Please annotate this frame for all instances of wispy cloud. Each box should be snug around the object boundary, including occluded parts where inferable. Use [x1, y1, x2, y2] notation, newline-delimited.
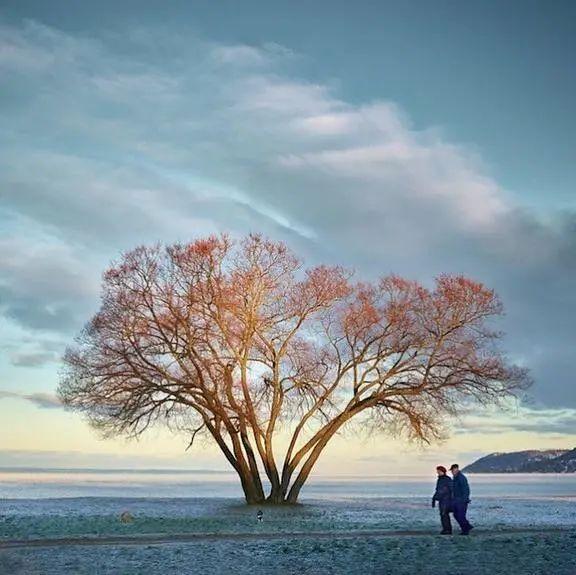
[0, 18, 575, 415]
[0, 233, 99, 332]
[9, 351, 57, 368]
[455, 406, 576, 437]
[0, 390, 63, 409]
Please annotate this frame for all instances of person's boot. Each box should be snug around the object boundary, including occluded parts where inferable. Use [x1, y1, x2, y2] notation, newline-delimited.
[440, 530, 452, 535]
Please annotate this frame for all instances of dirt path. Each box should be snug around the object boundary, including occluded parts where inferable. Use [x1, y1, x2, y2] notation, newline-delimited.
[1, 527, 573, 550]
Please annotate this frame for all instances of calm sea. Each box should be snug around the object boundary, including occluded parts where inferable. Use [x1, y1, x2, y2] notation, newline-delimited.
[0, 469, 575, 500]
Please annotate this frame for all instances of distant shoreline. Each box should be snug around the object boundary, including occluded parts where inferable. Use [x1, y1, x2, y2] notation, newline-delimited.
[0, 467, 234, 475]
[463, 448, 576, 474]
[464, 471, 576, 474]
[1, 467, 575, 478]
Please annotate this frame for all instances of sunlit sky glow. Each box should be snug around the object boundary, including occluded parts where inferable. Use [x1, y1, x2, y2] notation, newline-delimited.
[1, 1, 575, 474]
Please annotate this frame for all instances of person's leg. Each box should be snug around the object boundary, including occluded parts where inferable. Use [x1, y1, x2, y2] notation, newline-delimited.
[453, 501, 472, 533]
[461, 502, 472, 531]
[440, 507, 452, 533]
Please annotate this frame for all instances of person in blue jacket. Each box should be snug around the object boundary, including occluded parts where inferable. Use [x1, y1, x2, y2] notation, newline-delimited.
[450, 463, 474, 535]
[431, 465, 453, 534]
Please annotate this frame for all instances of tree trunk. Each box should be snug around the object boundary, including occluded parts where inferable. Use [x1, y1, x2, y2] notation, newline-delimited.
[265, 483, 286, 504]
[285, 408, 363, 504]
[237, 467, 266, 504]
[229, 436, 266, 504]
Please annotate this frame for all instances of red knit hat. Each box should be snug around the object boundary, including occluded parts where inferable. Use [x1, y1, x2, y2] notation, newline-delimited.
[436, 465, 447, 473]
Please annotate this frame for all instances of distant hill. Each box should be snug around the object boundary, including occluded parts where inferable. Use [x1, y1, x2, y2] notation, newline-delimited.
[463, 448, 576, 473]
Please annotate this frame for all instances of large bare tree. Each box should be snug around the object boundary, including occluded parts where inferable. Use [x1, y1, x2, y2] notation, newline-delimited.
[59, 234, 529, 504]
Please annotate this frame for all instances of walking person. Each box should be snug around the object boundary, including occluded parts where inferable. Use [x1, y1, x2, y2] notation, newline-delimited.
[450, 463, 473, 535]
[432, 465, 453, 534]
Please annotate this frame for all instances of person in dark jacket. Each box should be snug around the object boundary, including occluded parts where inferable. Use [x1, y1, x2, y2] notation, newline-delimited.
[432, 465, 453, 534]
[450, 464, 473, 535]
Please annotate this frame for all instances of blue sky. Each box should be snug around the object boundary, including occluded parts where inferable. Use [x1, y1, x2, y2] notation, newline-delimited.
[0, 1, 575, 472]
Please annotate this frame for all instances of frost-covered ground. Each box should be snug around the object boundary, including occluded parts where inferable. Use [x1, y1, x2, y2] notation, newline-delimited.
[1, 496, 576, 539]
[1, 496, 575, 574]
[3, 531, 576, 575]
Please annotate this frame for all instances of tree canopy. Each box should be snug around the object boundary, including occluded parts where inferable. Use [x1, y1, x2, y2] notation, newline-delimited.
[59, 234, 529, 503]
